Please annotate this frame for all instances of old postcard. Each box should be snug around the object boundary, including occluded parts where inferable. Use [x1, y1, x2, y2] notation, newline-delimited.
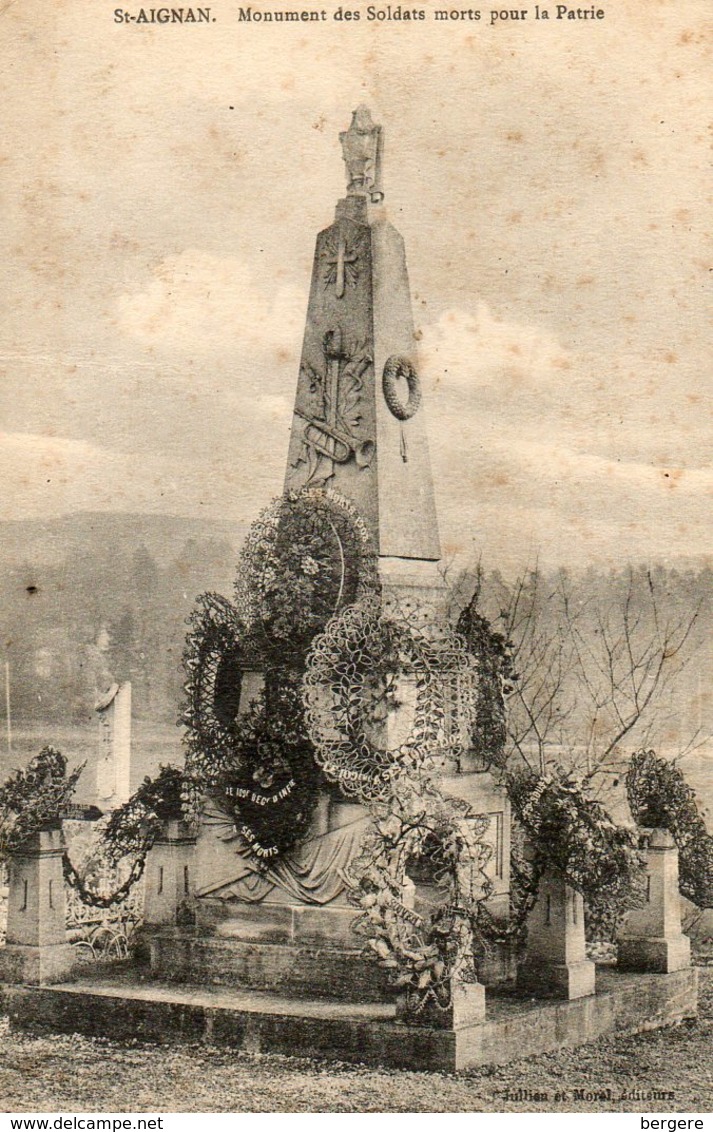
[0, 0, 710, 1116]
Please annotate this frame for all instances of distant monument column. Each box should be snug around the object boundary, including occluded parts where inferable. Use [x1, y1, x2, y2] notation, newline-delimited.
[284, 105, 443, 611]
[95, 682, 132, 809]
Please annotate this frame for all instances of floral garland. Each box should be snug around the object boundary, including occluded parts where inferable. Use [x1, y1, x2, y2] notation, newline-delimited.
[0, 747, 83, 861]
[343, 768, 493, 1015]
[103, 765, 186, 860]
[63, 765, 187, 909]
[626, 749, 713, 908]
[456, 594, 515, 770]
[506, 768, 646, 936]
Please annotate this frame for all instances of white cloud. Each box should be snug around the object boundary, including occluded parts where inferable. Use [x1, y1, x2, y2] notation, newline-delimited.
[418, 304, 712, 569]
[420, 304, 573, 395]
[115, 250, 305, 362]
[0, 431, 276, 523]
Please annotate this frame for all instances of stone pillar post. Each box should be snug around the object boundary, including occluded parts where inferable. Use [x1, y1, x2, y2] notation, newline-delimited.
[618, 828, 691, 973]
[143, 820, 196, 928]
[518, 867, 596, 999]
[0, 828, 75, 984]
[395, 973, 486, 1029]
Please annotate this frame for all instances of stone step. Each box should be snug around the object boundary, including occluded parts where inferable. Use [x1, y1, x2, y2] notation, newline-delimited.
[146, 928, 394, 1003]
[0, 967, 699, 1074]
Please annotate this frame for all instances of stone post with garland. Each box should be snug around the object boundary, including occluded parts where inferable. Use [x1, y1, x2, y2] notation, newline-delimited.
[0, 828, 75, 985]
[618, 828, 692, 974]
[142, 820, 197, 930]
[518, 864, 596, 1000]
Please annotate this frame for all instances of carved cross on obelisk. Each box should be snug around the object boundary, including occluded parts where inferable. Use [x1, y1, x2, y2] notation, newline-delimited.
[325, 234, 359, 299]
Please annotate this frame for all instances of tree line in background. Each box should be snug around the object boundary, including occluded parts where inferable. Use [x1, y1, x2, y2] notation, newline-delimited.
[1, 536, 711, 770]
[0, 537, 236, 726]
[447, 561, 712, 787]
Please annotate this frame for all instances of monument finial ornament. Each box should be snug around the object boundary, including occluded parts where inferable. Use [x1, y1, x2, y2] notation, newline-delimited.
[339, 105, 384, 203]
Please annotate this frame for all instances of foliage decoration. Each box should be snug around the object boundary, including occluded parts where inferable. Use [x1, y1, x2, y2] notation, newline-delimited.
[303, 599, 478, 802]
[457, 593, 515, 769]
[626, 748, 713, 908]
[103, 765, 186, 860]
[182, 592, 248, 772]
[63, 765, 187, 908]
[343, 768, 493, 1014]
[206, 679, 321, 863]
[233, 487, 378, 663]
[506, 768, 646, 935]
[0, 747, 83, 861]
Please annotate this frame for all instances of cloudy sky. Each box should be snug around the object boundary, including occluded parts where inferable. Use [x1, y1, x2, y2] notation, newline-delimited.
[0, 0, 709, 574]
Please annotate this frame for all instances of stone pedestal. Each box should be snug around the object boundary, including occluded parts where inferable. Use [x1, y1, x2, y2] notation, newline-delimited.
[0, 829, 75, 985]
[143, 820, 196, 928]
[618, 828, 691, 974]
[519, 868, 595, 999]
[396, 978, 486, 1030]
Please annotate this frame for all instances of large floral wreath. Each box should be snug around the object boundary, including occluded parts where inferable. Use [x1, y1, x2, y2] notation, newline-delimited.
[234, 487, 378, 663]
[343, 768, 493, 1014]
[303, 599, 478, 802]
[207, 680, 321, 862]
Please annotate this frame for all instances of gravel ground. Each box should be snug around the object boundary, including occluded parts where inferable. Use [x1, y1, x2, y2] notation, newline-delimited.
[0, 971, 711, 1114]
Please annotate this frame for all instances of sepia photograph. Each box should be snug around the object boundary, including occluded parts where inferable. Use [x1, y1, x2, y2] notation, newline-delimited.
[0, 0, 710, 1115]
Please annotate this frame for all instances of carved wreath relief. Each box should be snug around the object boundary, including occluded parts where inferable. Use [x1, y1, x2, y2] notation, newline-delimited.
[382, 355, 422, 421]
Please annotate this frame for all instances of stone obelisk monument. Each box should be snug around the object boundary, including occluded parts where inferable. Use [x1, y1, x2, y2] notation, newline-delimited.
[285, 105, 442, 606]
[153, 109, 511, 997]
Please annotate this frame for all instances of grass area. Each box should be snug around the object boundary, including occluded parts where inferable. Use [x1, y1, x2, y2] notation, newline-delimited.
[0, 971, 711, 1114]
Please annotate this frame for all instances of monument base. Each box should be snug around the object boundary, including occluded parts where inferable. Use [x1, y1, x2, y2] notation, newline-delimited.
[195, 898, 360, 948]
[0, 943, 76, 986]
[618, 934, 692, 974]
[146, 927, 393, 1004]
[1, 967, 697, 1074]
[518, 958, 596, 1000]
